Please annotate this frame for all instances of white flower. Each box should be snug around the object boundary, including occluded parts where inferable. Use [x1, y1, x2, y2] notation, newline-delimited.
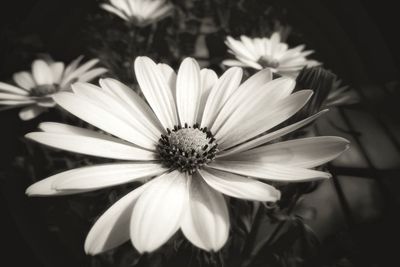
[26, 57, 349, 254]
[223, 32, 320, 78]
[101, 0, 173, 27]
[0, 56, 107, 120]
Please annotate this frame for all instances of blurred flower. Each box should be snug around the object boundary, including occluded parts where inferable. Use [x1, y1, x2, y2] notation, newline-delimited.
[223, 32, 319, 78]
[0, 56, 107, 120]
[295, 67, 359, 115]
[26, 57, 349, 254]
[101, 0, 173, 27]
[326, 79, 359, 107]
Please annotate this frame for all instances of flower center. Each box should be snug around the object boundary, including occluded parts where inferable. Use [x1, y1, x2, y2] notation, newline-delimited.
[257, 56, 280, 69]
[158, 124, 218, 174]
[30, 84, 58, 97]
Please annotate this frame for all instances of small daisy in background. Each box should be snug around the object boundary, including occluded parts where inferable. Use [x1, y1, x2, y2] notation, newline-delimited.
[101, 0, 174, 27]
[0, 56, 107, 120]
[25, 57, 349, 254]
[223, 32, 320, 78]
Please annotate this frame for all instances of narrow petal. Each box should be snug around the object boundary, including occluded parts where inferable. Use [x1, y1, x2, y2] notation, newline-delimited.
[77, 67, 107, 83]
[13, 71, 35, 90]
[101, 3, 129, 20]
[0, 82, 29, 95]
[52, 163, 167, 191]
[19, 106, 46, 120]
[61, 59, 100, 87]
[25, 131, 156, 161]
[222, 59, 248, 68]
[218, 110, 328, 157]
[181, 174, 229, 251]
[53, 92, 156, 150]
[212, 77, 295, 136]
[176, 58, 202, 125]
[208, 68, 272, 131]
[26, 175, 91, 196]
[227, 136, 350, 168]
[50, 62, 65, 84]
[209, 161, 331, 182]
[217, 90, 313, 149]
[201, 67, 243, 128]
[85, 184, 148, 255]
[71, 82, 158, 144]
[99, 78, 163, 136]
[197, 68, 218, 122]
[0, 100, 35, 106]
[130, 171, 187, 253]
[64, 56, 84, 77]
[199, 168, 281, 202]
[0, 92, 31, 100]
[157, 63, 177, 99]
[32, 60, 53, 85]
[134, 57, 178, 130]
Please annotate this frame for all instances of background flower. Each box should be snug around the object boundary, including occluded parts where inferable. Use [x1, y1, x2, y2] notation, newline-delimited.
[101, 0, 174, 27]
[0, 56, 107, 120]
[223, 32, 319, 78]
[26, 57, 348, 254]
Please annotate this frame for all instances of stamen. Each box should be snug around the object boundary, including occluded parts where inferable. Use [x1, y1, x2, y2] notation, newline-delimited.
[257, 56, 280, 69]
[30, 84, 58, 97]
[157, 125, 218, 174]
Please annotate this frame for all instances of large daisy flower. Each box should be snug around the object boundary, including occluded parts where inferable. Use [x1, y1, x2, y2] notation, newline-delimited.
[223, 32, 320, 78]
[0, 56, 107, 120]
[101, 0, 173, 27]
[26, 57, 349, 254]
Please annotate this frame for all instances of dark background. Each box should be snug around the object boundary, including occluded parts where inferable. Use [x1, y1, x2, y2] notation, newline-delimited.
[1, 0, 399, 266]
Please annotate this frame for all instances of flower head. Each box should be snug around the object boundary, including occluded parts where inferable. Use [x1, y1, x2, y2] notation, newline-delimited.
[101, 0, 173, 27]
[26, 57, 349, 254]
[0, 56, 107, 120]
[223, 32, 320, 78]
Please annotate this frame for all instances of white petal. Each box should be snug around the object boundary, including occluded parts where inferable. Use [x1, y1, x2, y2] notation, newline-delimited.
[134, 57, 178, 130]
[32, 60, 53, 85]
[101, 3, 129, 20]
[13, 71, 35, 90]
[0, 100, 35, 106]
[25, 131, 156, 161]
[130, 171, 187, 253]
[19, 106, 47, 120]
[0, 92, 31, 100]
[222, 59, 248, 68]
[64, 56, 84, 78]
[85, 184, 147, 255]
[99, 78, 163, 137]
[197, 68, 218, 122]
[0, 82, 29, 95]
[181, 174, 229, 251]
[218, 110, 328, 157]
[50, 62, 65, 84]
[225, 37, 259, 61]
[71, 82, 158, 144]
[209, 161, 331, 182]
[217, 90, 313, 149]
[61, 59, 100, 87]
[53, 92, 156, 150]
[176, 58, 201, 126]
[26, 175, 91, 196]
[199, 168, 281, 202]
[212, 77, 295, 137]
[228, 136, 349, 168]
[200, 67, 243, 128]
[51, 163, 166, 191]
[157, 63, 177, 99]
[208, 68, 272, 131]
[77, 68, 107, 83]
